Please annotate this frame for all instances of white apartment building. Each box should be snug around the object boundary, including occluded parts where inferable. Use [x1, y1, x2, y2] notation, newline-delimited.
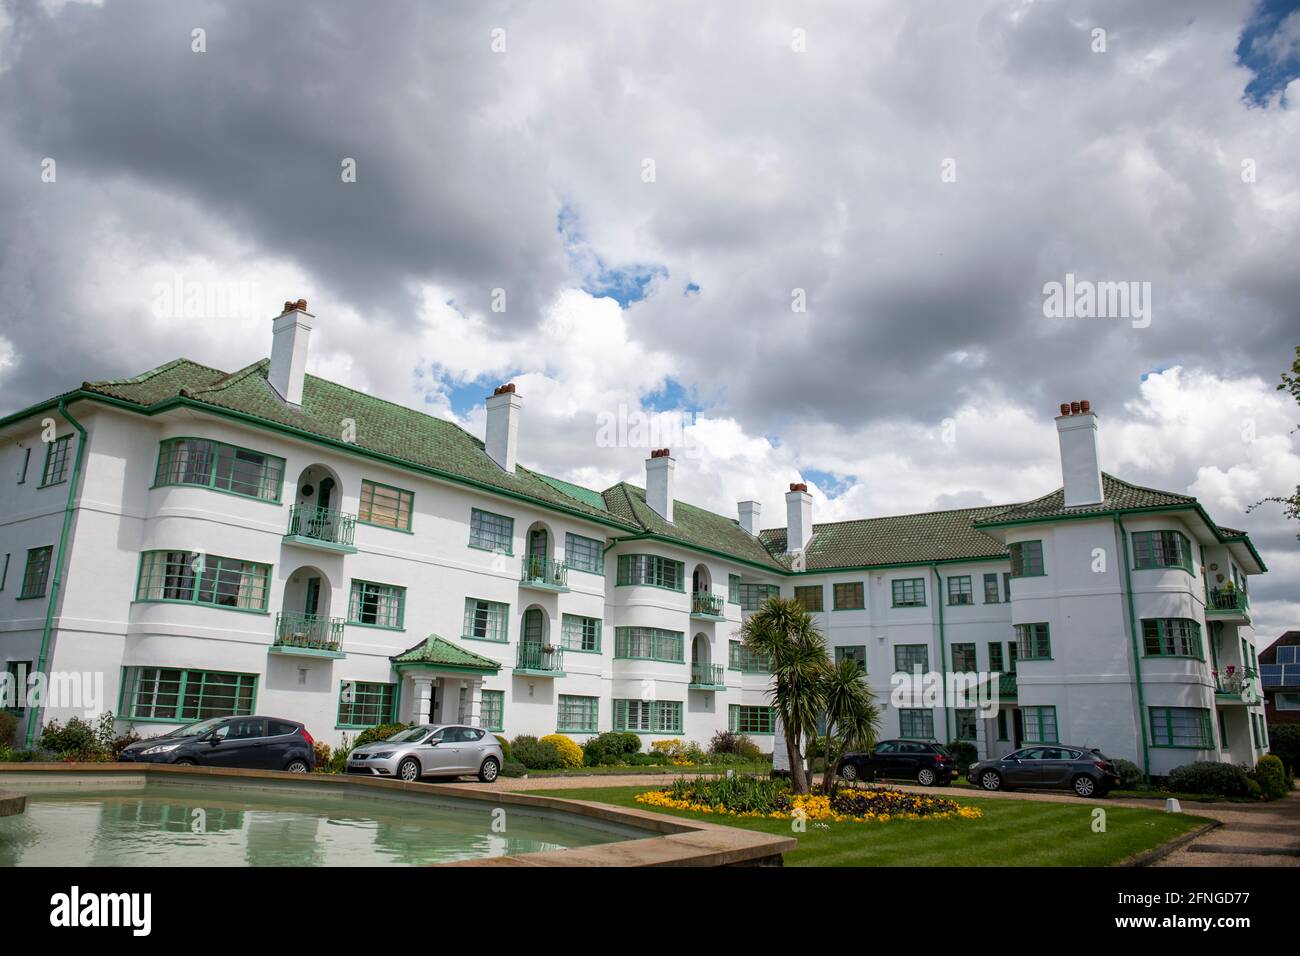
[0, 303, 1270, 778]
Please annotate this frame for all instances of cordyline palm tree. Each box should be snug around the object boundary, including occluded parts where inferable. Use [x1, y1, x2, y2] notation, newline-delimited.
[742, 596, 881, 795]
[741, 597, 827, 794]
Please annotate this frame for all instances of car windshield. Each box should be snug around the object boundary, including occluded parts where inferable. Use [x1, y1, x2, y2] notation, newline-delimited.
[386, 727, 431, 743]
[162, 717, 227, 739]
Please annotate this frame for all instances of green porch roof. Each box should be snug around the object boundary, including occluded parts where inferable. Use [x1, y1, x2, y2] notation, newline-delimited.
[392, 635, 501, 673]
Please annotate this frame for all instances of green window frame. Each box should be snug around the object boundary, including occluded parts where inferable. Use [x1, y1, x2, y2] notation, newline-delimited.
[1132, 530, 1192, 572]
[463, 597, 508, 642]
[983, 572, 1000, 603]
[613, 699, 682, 734]
[728, 574, 741, 604]
[1003, 571, 1012, 600]
[834, 645, 867, 671]
[558, 694, 598, 733]
[947, 576, 973, 606]
[737, 582, 780, 611]
[348, 579, 406, 630]
[729, 640, 770, 673]
[891, 578, 926, 607]
[121, 667, 257, 722]
[729, 704, 775, 735]
[564, 533, 605, 574]
[1022, 705, 1058, 743]
[614, 626, 684, 662]
[1015, 622, 1051, 660]
[153, 437, 284, 503]
[560, 614, 602, 653]
[18, 546, 53, 600]
[358, 479, 414, 531]
[17, 446, 30, 484]
[3, 661, 31, 714]
[1141, 618, 1202, 658]
[996, 710, 1009, 740]
[894, 643, 929, 673]
[337, 680, 398, 728]
[1149, 706, 1212, 749]
[1009, 540, 1045, 577]
[135, 550, 270, 612]
[0, 552, 8, 590]
[1251, 712, 1260, 749]
[988, 642, 1004, 672]
[1218, 709, 1229, 747]
[899, 708, 933, 739]
[616, 554, 685, 591]
[468, 508, 514, 554]
[951, 642, 977, 672]
[832, 581, 864, 610]
[480, 689, 504, 732]
[955, 708, 978, 741]
[793, 585, 824, 611]
[39, 435, 73, 487]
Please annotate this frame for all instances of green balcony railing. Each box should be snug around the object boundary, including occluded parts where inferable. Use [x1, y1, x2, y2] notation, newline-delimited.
[690, 662, 725, 687]
[286, 504, 357, 548]
[274, 612, 344, 653]
[521, 555, 568, 589]
[1208, 588, 1248, 613]
[516, 642, 565, 673]
[691, 592, 725, 617]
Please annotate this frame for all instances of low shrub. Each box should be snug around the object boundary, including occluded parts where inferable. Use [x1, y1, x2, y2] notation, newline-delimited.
[945, 740, 977, 771]
[313, 740, 332, 770]
[1267, 723, 1300, 776]
[1166, 761, 1251, 797]
[582, 731, 642, 766]
[111, 732, 142, 757]
[540, 734, 583, 768]
[500, 759, 528, 778]
[683, 740, 707, 764]
[39, 717, 98, 755]
[511, 735, 564, 770]
[351, 723, 411, 750]
[0, 711, 17, 748]
[651, 738, 685, 759]
[1111, 758, 1144, 790]
[1252, 754, 1289, 800]
[495, 735, 511, 761]
[661, 774, 793, 814]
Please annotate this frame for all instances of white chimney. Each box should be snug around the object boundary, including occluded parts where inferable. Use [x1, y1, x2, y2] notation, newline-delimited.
[785, 482, 813, 553]
[1055, 400, 1104, 507]
[485, 383, 523, 474]
[269, 299, 312, 405]
[738, 500, 761, 536]
[645, 448, 675, 522]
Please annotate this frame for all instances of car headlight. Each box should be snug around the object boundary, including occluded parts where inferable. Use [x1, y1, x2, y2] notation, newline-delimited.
[142, 743, 182, 755]
[371, 751, 395, 759]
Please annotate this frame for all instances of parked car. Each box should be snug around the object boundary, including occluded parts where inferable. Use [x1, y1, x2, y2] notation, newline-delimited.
[836, 739, 956, 786]
[347, 723, 503, 783]
[968, 746, 1121, 797]
[118, 716, 316, 773]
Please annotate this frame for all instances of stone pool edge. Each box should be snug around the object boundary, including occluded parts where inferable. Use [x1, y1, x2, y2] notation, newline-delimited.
[0, 764, 794, 867]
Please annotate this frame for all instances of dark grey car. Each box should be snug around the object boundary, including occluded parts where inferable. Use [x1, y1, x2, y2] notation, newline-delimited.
[968, 745, 1121, 797]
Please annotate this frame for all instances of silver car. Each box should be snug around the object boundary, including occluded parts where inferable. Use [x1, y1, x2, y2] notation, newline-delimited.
[346, 724, 503, 783]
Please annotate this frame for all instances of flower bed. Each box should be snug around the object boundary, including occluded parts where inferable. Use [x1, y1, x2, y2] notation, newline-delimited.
[635, 776, 982, 823]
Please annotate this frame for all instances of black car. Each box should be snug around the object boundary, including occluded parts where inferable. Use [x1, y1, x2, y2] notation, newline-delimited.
[836, 739, 956, 786]
[968, 745, 1121, 797]
[118, 716, 316, 773]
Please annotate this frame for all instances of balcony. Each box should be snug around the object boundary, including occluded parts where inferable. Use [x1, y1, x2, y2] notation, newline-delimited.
[1206, 587, 1250, 624]
[689, 661, 726, 690]
[998, 671, 1017, 701]
[283, 505, 358, 554]
[515, 642, 566, 677]
[520, 556, 569, 593]
[1215, 667, 1262, 705]
[689, 592, 726, 621]
[270, 612, 345, 659]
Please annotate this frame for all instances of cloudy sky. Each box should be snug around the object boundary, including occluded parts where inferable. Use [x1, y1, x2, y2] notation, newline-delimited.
[1, 0, 1297, 638]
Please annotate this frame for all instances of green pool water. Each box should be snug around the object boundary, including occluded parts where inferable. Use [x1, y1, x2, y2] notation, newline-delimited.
[0, 783, 637, 866]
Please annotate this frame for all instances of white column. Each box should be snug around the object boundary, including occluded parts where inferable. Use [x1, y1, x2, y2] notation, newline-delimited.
[411, 676, 434, 724]
[466, 678, 483, 726]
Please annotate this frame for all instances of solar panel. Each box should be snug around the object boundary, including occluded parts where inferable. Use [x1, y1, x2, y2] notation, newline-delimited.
[1277, 646, 1297, 665]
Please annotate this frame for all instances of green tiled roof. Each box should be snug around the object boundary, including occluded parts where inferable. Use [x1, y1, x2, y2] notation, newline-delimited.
[760, 504, 1016, 571]
[602, 482, 787, 571]
[392, 635, 500, 672]
[974, 473, 1195, 526]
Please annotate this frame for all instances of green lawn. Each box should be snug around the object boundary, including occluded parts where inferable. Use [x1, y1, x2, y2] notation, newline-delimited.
[529, 785, 1208, 866]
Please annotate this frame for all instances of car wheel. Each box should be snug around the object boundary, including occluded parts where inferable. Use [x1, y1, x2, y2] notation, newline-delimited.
[1072, 774, 1097, 798]
[979, 770, 1003, 792]
[478, 757, 500, 783]
[840, 763, 858, 782]
[174, 758, 197, 766]
[285, 759, 310, 774]
[917, 767, 937, 786]
[398, 757, 421, 783]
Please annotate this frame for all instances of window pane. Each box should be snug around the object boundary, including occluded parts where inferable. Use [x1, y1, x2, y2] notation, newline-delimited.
[338, 681, 396, 727]
[832, 582, 864, 610]
[564, 534, 604, 574]
[469, 509, 513, 553]
[360, 480, 413, 530]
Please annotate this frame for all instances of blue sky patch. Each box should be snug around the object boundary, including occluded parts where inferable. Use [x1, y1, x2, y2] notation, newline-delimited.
[556, 203, 668, 308]
[1236, 0, 1300, 106]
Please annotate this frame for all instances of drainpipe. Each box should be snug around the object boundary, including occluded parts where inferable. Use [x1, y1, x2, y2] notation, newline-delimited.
[1114, 513, 1151, 781]
[931, 565, 950, 743]
[24, 399, 87, 750]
